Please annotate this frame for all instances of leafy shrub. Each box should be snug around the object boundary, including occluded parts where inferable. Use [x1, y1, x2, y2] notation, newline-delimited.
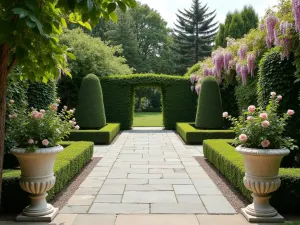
[76, 74, 106, 129]
[176, 123, 235, 144]
[100, 74, 197, 129]
[203, 139, 300, 213]
[2, 142, 94, 212]
[57, 29, 133, 108]
[67, 123, 120, 144]
[27, 80, 57, 110]
[195, 76, 224, 129]
[235, 77, 258, 113]
[258, 49, 300, 166]
[185, 62, 202, 77]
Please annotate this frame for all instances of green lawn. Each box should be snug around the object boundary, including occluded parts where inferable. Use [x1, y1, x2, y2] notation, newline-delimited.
[133, 112, 163, 127]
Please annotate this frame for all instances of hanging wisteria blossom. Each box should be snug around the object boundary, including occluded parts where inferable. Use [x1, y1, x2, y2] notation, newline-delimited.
[265, 13, 278, 44]
[223, 51, 232, 74]
[236, 63, 241, 75]
[292, 0, 300, 32]
[212, 50, 224, 81]
[266, 36, 272, 49]
[281, 38, 291, 60]
[238, 45, 248, 60]
[259, 23, 265, 31]
[203, 66, 210, 77]
[247, 53, 256, 77]
[280, 21, 292, 35]
[190, 74, 196, 84]
[240, 65, 248, 85]
[274, 29, 280, 46]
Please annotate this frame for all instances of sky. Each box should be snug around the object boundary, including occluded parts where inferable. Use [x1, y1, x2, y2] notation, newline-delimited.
[138, 0, 278, 28]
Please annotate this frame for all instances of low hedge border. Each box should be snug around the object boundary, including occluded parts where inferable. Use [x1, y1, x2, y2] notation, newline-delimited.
[176, 123, 235, 144]
[2, 141, 94, 212]
[67, 123, 120, 144]
[203, 139, 300, 213]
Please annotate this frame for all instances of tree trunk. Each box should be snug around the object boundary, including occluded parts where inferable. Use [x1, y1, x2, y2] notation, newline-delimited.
[0, 44, 10, 208]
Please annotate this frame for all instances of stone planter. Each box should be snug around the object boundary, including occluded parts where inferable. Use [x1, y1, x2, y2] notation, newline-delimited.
[11, 145, 63, 222]
[236, 145, 290, 223]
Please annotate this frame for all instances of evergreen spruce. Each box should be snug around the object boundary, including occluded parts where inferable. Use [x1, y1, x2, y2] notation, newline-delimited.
[173, 0, 218, 69]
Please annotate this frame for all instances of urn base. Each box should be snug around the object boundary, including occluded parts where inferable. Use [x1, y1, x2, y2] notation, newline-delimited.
[16, 207, 59, 222]
[241, 208, 284, 223]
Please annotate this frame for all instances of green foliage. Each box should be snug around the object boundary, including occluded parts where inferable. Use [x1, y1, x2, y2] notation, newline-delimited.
[215, 6, 258, 48]
[100, 74, 197, 130]
[1, 141, 94, 212]
[6, 101, 75, 151]
[67, 123, 120, 144]
[195, 76, 224, 129]
[176, 123, 235, 144]
[75, 74, 106, 129]
[258, 49, 300, 166]
[57, 29, 133, 108]
[235, 77, 258, 113]
[173, 0, 218, 70]
[203, 139, 300, 213]
[27, 81, 57, 110]
[185, 63, 202, 77]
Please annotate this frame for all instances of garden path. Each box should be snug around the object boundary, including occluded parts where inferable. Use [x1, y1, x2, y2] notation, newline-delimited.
[2, 128, 257, 224]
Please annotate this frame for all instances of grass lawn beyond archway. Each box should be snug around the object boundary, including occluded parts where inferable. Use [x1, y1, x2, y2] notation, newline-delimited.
[133, 112, 163, 127]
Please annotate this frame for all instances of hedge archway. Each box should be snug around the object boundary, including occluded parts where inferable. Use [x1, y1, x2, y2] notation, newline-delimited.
[100, 74, 197, 130]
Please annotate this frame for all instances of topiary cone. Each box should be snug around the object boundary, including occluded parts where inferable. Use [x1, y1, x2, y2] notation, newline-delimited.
[195, 76, 224, 129]
[76, 74, 106, 129]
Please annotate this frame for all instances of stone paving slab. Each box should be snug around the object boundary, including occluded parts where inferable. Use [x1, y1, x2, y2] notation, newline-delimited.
[57, 128, 235, 215]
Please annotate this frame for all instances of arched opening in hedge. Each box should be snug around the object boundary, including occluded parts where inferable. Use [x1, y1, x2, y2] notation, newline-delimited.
[100, 74, 197, 130]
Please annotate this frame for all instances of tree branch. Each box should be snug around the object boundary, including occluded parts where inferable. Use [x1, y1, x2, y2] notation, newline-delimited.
[7, 54, 17, 73]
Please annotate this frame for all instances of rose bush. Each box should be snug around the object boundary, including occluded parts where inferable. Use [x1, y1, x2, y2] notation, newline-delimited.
[6, 99, 79, 152]
[223, 92, 297, 149]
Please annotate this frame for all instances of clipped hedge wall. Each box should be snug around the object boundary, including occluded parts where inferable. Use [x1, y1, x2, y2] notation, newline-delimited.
[203, 139, 300, 213]
[2, 142, 94, 212]
[67, 123, 120, 144]
[176, 123, 235, 144]
[100, 74, 197, 129]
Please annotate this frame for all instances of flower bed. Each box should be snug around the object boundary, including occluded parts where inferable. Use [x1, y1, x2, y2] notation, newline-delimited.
[176, 122, 235, 144]
[1, 141, 94, 212]
[67, 123, 120, 144]
[203, 139, 300, 213]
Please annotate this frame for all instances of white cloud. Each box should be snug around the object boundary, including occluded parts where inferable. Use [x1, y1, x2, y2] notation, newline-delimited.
[138, 0, 279, 28]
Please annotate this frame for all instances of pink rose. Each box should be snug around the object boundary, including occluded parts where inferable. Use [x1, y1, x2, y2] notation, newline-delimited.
[248, 105, 256, 113]
[9, 100, 14, 104]
[42, 139, 49, 146]
[31, 111, 39, 119]
[270, 92, 276, 98]
[75, 125, 80, 130]
[51, 104, 57, 111]
[259, 113, 268, 120]
[287, 110, 295, 116]
[37, 112, 43, 119]
[40, 109, 45, 114]
[247, 116, 254, 121]
[261, 139, 270, 148]
[222, 112, 228, 118]
[28, 139, 34, 145]
[239, 134, 248, 142]
[277, 95, 282, 101]
[69, 109, 74, 113]
[261, 120, 270, 128]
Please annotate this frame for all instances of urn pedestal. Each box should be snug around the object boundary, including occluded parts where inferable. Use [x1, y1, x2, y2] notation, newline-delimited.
[236, 146, 289, 223]
[11, 146, 63, 222]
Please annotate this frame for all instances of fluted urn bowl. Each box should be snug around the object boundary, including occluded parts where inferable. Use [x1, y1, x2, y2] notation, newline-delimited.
[236, 145, 289, 218]
[11, 145, 63, 217]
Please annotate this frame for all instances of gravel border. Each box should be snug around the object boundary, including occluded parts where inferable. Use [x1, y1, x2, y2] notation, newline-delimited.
[0, 157, 101, 221]
[194, 156, 248, 212]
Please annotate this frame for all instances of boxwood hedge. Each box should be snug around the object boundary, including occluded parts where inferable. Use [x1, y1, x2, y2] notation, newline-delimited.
[100, 74, 197, 130]
[1, 142, 94, 212]
[203, 139, 300, 213]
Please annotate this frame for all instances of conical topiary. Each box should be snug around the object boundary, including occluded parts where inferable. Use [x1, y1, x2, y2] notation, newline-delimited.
[76, 74, 106, 129]
[195, 76, 224, 129]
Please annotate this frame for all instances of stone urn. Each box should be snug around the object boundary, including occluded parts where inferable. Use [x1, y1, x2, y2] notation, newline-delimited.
[11, 145, 63, 222]
[236, 146, 290, 223]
